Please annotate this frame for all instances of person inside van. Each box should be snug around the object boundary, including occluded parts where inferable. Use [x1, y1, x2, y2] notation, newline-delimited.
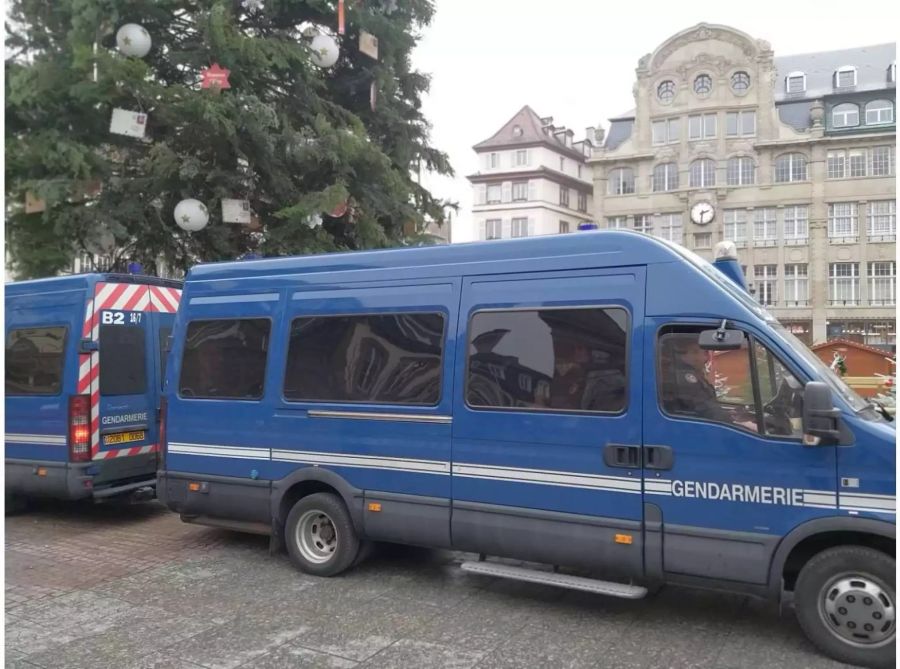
[661, 336, 757, 431]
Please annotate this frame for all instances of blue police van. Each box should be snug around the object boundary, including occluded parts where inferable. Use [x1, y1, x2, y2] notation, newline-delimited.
[158, 231, 895, 667]
[5, 273, 182, 506]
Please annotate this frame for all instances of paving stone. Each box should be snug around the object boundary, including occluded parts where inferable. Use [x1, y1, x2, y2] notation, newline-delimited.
[360, 639, 486, 668]
[240, 644, 359, 669]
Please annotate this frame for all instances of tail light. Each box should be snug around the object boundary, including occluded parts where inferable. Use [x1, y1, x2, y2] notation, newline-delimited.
[68, 395, 91, 462]
[158, 396, 168, 470]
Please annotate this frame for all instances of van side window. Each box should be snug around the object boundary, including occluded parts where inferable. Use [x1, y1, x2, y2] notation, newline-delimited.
[179, 319, 270, 400]
[100, 325, 148, 396]
[753, 340, 805, 438]
[284, 313, 445, 405]
[466, 307, 628, 413]
[5, 327, 67, 395]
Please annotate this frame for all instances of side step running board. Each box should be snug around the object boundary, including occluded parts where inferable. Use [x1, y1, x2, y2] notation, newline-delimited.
[460, 561, 647, 599]
[181, 514, 272, 536]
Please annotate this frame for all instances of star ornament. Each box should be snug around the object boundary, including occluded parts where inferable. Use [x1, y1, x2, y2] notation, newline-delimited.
[201, 63, 232, 90]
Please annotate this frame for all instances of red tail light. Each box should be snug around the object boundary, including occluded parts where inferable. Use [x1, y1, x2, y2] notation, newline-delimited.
[68, 395, 91, 462]
[158, 396, 168, 469]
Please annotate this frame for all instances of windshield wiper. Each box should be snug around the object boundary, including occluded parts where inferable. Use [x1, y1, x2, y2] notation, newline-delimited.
[868, 399, 894, 422]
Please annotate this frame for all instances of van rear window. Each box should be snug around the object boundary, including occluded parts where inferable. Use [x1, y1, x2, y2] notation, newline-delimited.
[284, 313, 445, 405]
[179, 319, 270, 400]
[99, 325, 147, 396]
[466, 307, 628, 413]
[5, 327, 67, 395]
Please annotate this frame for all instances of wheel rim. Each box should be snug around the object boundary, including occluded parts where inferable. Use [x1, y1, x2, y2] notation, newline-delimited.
[818, 572, 895, 648]
[295, 509, 338, 564]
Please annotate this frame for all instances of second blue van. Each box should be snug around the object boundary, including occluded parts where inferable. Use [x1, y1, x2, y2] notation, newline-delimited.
[159, 232, 895, 668]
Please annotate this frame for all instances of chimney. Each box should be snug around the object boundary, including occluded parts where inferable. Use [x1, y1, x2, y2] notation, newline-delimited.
[594, 127, 606, 145]
[585, 127, 596, 145]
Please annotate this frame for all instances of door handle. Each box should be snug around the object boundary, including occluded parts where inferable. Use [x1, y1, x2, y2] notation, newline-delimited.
[644, 445, 674, 470]
[604, 443, 640, 469]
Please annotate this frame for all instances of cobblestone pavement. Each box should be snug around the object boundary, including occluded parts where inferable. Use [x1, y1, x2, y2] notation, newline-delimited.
[5, 500, 850, 669]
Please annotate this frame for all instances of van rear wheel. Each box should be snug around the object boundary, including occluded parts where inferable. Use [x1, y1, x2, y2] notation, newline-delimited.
[794, 546, 895, 669]
[285, 493, 359, 577]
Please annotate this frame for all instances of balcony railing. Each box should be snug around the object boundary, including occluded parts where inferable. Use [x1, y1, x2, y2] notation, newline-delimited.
[828, 299, 861, 306]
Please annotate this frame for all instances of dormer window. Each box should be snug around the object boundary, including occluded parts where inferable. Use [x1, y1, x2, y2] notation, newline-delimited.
[834, 66, 857, 88]
[832, 103, 860, 128]
[785, 71, 806, 94]
[890, 62, 897, 84]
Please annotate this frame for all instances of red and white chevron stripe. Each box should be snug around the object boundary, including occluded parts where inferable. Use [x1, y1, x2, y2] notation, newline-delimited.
[77, 282, 182, 460]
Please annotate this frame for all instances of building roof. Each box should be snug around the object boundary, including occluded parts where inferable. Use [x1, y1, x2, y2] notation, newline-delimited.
[5, 272, 181, 293]
[812, 338, 897, 359]
[605, 120, 634, 150]
[473, 105, 587, 160]
[774, 43, 896, 102]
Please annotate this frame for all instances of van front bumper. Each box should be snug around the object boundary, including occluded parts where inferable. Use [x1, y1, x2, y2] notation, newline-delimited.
[5, 459, 94, 501]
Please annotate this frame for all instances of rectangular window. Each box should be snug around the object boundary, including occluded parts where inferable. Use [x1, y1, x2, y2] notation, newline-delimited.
[179, 319, 270, 399]
[836, 69, 856, 88]
[577, 165, 583, 179]
[559, 220, 570, 234]
[485, 219, 502, 240]
[652, 120, 666, 145]
[724, 209, 747, 242]
[726, 157, 755, 185]
[868, 262, 896, 306]
[512, 181, 528, 202]
[849, 149, 867, 178]
[634, 214, 652, 234]
[559, 185, 570, 207]
[688, 113, 717, 140]
[284, 313, 445, 405]
[828, 202, 858, 239]
[784, 264, 809, 305]
[607, 216, 627, 230]
[868, 200, 896, 239]
[667, 118, 680, 143]
[515, 150, 528, 166]
[870, 146, 895, 176]
[829, 263, 860, 305]
[5, 326, 67, 395]
[827, 150, 846, 179]
[559, 157, 565, 172]
[787, 75, 805, 93]
[753, 208, 777, 245]
[783, 205, 809, 243]
[466, 307, 628, 413]
[99, 324, 147, 396]
[486, 184, 501, 204]
[489, 153, 499, 168]
[655, 213, 683, 244]
[159, 326, 172, 390]
[652, 118, 680, 145]
[694, 232, 712, 248]
[754, 265, 778, 306]
[577, 192, 588, 212]
[726, 110, 756, 137]
[511, 217, 529, 238]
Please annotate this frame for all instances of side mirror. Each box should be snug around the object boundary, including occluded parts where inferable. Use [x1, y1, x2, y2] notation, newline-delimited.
[78, 338, 98, 353]
[698, 328, 744, 351]
[802, 381, 841, 446]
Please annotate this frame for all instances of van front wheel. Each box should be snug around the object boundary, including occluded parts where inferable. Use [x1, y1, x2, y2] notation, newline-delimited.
[285, 493, 360, 577]
[794, 546, 895, 669]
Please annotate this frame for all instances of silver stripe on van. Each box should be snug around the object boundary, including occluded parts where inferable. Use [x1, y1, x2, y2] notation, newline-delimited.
[189, 293, 280, 305]
[452, 463, 642, 493]
[5, 433, 67, 446]
[271, 449, 450, 474]
[307, 410, 452, 424]
[168, 442, 270, 460]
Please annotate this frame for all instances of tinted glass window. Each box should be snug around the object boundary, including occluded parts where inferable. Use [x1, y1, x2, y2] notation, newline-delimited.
[466, 308, 628, 413]
[180, 319, 270, 399]
[284, 313, 445, 405]
[159, 326, 172, 390]
[5, 327, 67, 395]
[753, 341, 804, 438]
[99, 325, 147, 396]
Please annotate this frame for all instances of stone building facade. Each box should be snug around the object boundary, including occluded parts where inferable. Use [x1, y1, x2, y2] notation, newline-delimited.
[590, 24, 896, 348]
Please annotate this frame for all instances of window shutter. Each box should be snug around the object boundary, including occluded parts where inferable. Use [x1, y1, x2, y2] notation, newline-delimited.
[502, 219, 511, 239]
[476, 184, 486, 205]
[502, 182, 512, 203]
[478, 220, 486, 240]
[528, 180, 537, 201]
[527, 218, 536, 236]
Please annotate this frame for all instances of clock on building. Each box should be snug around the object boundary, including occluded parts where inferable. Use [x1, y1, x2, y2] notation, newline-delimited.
[690, 201, 716, 225]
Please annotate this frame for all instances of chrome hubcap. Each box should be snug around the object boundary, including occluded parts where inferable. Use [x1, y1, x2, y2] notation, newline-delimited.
[819, 573, 895, 647]
[295, 510, 338, 564]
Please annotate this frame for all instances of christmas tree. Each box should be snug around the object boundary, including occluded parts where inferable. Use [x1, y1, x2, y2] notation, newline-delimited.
[5, 0, 454, 278]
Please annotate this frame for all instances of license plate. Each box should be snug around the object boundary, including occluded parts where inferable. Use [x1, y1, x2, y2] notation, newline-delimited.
[103, 430, 146, 446]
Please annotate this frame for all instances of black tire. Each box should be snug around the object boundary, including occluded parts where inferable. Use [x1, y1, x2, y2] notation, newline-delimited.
[794, 545, 895, 669]
[5, 493, 29, 516]
[284, 492, 360, 577]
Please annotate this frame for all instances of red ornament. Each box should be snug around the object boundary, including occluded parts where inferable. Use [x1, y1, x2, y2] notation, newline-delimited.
[201, 63, 231, 90]
[338, 0, 345, 35]
[330, 200, 349, 218]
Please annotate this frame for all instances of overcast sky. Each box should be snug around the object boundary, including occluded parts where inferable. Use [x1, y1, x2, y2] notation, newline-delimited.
[412, 0, 899, 242]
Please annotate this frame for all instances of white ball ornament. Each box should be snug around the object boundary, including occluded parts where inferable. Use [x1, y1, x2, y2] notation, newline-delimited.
[304, 213, 323, 228]
[174, 199, 209, 232]
[116, 23, 152, 58]
[310, 32, 339, 68]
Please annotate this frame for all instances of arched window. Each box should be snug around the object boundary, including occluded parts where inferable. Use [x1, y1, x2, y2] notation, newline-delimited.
[657, 80, 676, 104]
[731, 71, 750, 92]
[652, 163, 678, 192]
[608, 167, 635, 195]
[865, 100, 894, 125]
[785, 71, 806, 94]
[694, 74, 712, 96]
[774, 153, 808, 183]
[834, 66, 857, 88]
[689, 159, 716, 188]
[726, 157, 756, 186]
[832, 103, 859, 128]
